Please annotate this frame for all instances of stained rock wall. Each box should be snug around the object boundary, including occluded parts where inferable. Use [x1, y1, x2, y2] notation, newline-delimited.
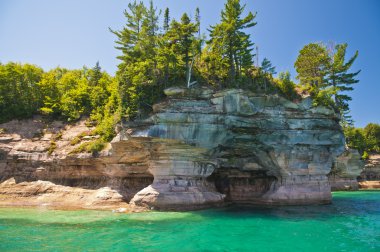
[0, 88, 345, 210]
[127, 88, 345, 208]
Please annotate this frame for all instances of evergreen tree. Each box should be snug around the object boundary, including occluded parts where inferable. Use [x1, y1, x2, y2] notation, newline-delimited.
[111, 1, 147, 118]
[195, 7, 202, 55]
[207, 0, 256, 87]
[294, 43, 330, 94]
[261, 58, 276, 75]
[164, 14, 198, 85]
[88, 61, 102, 87]
[180, 13, 198, 84]
[328, 43, 360, 120]
[295, 42, 360, 119]
[110, 1, 146, 69]
[195, 7, 201, 38]
[163, 8, 170, 32]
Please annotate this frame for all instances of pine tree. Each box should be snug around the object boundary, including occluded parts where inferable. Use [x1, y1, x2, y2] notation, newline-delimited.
[195, 7, 200, 38]
[295, 42, 360, 120]
[195, 7, 202, 55]
[294, 42, 334, 108]
[110, 0, 146, 69]
[110, 1, 148, 118]
[207, 0, 256, 87]
[328, 43, 360, 119]
[164, 14, 198, 85]
[261, 58, 276, 75]
[89, 61, 102, 87]
[294, 43, 330, 93]
[163, 8, 170, 32]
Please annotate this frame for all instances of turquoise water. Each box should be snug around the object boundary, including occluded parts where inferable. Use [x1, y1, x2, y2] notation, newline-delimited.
[0, 191, 379, 252]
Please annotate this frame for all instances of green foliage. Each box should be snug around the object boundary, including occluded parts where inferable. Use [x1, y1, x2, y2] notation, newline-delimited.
[261, 58, 276, 75]
[52, 131, 63, 141]
[163, 8, 170, 31]
[112, 0, 200, 119]
[344, 123, 380, 155]
[275, 71, 298, 100]
[71, 139, 106, 155]
[294, 42, 360, 122]
[48, 141, 57, 155]
[205, 0, 257, 88]
[0, 62, 43, 122]
[0, 61, 119, 149]
[362, 151, 369, 160]
[1, 2, 364, 153]
[294, 43, 330, 97]
[363, 123, 380, 153]
[344, 126, 366, 153]
[70, 137, 81, 146]
[327, 43, 360, 123]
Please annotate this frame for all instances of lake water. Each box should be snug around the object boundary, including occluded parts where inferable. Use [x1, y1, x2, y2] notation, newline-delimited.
[0, 191, 379, 251]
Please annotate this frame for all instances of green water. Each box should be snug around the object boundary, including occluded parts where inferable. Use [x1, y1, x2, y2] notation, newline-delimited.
[0, 192, 379, 252]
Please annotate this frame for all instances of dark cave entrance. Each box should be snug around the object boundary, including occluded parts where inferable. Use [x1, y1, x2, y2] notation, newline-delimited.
[208, 168, 277, 203]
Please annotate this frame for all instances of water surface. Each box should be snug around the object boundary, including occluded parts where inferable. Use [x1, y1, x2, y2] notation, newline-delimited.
[0, 191, 379, 251]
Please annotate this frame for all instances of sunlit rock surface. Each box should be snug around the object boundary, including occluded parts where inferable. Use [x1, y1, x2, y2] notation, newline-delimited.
[0, 88, 346, 210]
[359, 154, 380, 189]
[127, 88, 345, 208]
[328, 149, 364, 190]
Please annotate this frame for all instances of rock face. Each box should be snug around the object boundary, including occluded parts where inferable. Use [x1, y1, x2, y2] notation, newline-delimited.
[359, 154, 380, 189]
[0, 119, 154, 210]
[0, 88, 345, 210]
[328, 149, 364, 190]
[0, 178, 139, 211]
[128, 88, 345, 208]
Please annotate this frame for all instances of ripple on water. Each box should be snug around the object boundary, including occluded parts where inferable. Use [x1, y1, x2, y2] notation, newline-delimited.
[0, 191, 379, 252]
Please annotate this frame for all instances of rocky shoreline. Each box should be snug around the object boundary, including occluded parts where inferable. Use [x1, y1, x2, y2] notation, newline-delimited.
[0, 178, 143, 212]
[0, 87, 367, 211]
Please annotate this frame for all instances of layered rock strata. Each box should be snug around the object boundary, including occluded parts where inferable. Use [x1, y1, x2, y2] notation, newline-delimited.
[328, 149, 363, 190]
[0, 178, 140, 211]
[127, 88, 345, 208]
[359, 154, 380, 189]
[0, 88, 345, 210]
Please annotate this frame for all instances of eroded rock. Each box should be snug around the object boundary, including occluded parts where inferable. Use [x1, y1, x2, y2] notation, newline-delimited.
[0, 88, 346, 210]
[359, 154, 380, 189]
[328, 149, 364, 190]
[127, 88, 344, 208]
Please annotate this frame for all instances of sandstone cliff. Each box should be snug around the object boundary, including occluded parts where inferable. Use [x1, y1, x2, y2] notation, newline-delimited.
[0, 87, 346, 210]
[328, 149, 364, 191]
[359, 154, 380, 189]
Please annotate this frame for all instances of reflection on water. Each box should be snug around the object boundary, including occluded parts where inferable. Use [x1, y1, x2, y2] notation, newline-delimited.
[0, 191, 379, 252]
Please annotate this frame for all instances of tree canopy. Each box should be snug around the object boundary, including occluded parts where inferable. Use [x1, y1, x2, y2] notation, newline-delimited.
[294, 42, 360, 124]
[344, 123, 380, 157]
[0, 0, 365, 152]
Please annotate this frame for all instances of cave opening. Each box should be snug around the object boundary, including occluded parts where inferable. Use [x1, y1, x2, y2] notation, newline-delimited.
[207, 168, 277, 203]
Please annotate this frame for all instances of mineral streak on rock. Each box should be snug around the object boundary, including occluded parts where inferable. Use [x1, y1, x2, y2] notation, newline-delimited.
[128, 87, 345, 208]
[0, 87, 346, 210]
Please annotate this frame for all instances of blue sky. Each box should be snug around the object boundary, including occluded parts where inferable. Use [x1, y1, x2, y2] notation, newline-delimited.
[0, 0, 379, 127]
